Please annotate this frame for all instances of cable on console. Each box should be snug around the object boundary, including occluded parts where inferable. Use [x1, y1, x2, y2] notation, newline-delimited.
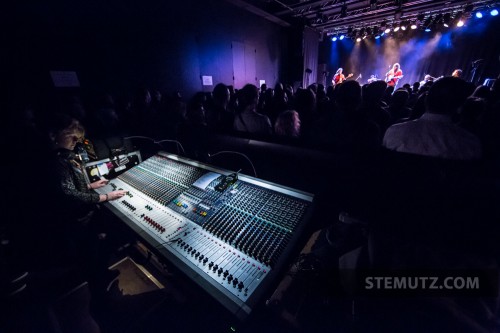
[124, 136, 186, 155]
[207, 151, 257, 178]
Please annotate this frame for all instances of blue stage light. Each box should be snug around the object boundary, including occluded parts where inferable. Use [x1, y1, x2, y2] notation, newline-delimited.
[332, 36, 338, 41]
[339, 35, 345, 40]
[476, 11, 483, 18]
[425, 27, 431, 32]
[375, 35, 381, 39]
[491, 9, 499, 16]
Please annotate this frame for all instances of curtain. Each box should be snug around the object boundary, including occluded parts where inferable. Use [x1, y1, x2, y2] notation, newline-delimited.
[303, 26, 319, 88]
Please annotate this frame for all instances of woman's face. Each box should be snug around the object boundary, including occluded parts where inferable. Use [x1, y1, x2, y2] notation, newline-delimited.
[56, 130, 82, 151]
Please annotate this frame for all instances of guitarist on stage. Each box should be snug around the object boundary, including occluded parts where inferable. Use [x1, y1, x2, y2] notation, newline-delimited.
[385, 63, 403, 87]
[332, 68, 353, 86]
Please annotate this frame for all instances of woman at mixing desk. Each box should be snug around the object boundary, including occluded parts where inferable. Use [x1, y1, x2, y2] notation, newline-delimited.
[47, 114, 127, 214]
[44, 113, 127, 290]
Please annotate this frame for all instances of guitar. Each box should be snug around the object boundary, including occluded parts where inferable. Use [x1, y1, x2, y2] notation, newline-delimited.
[385, 74, 403, 83]
[333, 73, 353, 85]
[429, 75, 443, 81]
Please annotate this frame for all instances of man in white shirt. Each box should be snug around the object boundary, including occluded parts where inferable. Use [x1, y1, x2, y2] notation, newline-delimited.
[383, 77, 481, 160]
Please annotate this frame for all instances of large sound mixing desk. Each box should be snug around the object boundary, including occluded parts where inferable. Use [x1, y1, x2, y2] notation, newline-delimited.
[95, 152, 314, 319]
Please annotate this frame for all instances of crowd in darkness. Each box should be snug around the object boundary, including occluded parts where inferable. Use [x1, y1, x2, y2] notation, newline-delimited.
[2, 73, 500, 331]
[7, 75, 500, 163]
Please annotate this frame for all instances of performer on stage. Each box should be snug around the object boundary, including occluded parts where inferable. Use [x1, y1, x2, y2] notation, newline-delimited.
[420, 74, 434, 86]
[332, 68, 345, 86]
[385, 63, 403, 87]
[332, 68, 353, 86]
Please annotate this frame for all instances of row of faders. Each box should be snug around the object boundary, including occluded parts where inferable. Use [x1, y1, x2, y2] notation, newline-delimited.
[164, 173, 308, 266]
[164, 173, 311, 316]
[117, 154, 206, 204]
[202, 182, 307, 267]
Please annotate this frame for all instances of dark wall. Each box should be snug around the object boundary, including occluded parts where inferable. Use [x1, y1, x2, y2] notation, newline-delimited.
[3, 0, 287, 104]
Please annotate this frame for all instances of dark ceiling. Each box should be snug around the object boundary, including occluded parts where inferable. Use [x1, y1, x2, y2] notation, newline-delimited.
[228, 0, 500, 36]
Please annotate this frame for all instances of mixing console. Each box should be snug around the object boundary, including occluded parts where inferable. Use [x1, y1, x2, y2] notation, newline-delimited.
[95, 152, 313, 319]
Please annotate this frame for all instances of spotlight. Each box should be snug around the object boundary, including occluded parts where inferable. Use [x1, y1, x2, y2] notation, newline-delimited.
[453, 11, 463, 26]
[356, 37, 362, 42]
[394, 25, 400, 32]
[375, 35, 381, 39]
[411, 23, 417, 29]
[339, 34, 345, 40]
[457, 18, 464, 27]
[491, 9, 499, 16]
[433, 13, 443, 25]
[423, 16, 432, 27]
[476, 11, 483, 18]
[363, 35, 367, 39]
[340, 3, 347, 18]
[385, 27, 391, 33]
[443, 13, 451, 27]
[380, 20, 387, 31]
[332, 36, 337, 41]
[316, 12, 326, 24]
[425, 27, 431, 32]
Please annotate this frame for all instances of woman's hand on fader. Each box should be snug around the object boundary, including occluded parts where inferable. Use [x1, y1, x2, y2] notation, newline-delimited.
[107, 190, 127, 200]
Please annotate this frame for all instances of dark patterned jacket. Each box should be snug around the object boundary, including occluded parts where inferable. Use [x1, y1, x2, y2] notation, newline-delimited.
[52, 148, 100, 221]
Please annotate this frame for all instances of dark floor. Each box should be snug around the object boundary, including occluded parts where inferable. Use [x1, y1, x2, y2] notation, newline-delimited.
[89, 245, 354, 333]
[2, 217, 498, 333]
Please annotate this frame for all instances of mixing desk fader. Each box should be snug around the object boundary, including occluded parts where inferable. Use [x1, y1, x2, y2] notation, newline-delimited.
[95, 152, 314, 319]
